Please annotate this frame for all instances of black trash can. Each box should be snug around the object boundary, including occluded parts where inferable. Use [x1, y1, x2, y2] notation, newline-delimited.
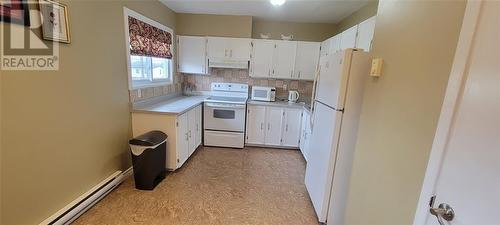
[129, 130, 167, 190]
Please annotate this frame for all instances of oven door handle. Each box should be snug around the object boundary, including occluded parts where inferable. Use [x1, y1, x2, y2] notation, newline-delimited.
[205, 103, 246, 109]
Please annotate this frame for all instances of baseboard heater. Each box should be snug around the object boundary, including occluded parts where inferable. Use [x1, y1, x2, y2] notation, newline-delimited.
[39, 168, 133, 225]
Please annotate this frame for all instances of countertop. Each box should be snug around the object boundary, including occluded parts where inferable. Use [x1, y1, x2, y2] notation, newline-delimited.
[132, 95, 207, 115]
[132, 95, 312, 115]
[247, 100, 311, 112]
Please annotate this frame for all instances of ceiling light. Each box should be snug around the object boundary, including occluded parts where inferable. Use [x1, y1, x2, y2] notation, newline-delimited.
[270, 0, 286, 6]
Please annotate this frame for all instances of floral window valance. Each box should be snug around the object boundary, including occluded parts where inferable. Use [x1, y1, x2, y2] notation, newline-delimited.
[128, 16, 173, 59]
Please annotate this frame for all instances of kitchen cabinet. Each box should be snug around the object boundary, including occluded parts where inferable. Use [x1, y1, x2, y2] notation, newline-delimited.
[246, 105, 266, 145]
[177, 36, 207, 74]
[246, 104, 304, 148]
[294, 41, 320, 80]
[250, 39, 274, 78]
[272, 40, 297, 79]
[265, 107, 284, 146]
[177, 105, 202, 166]
[194, 105, 202, 147]
[339, 25, 358, 50]
[328, 35, 341, 54]
[356, 16, 376, 52]
[281, 108, 303, 147]
[320, 39, 330, 57]
[300, 110, 312, 161]
[207, 37, 251, 61]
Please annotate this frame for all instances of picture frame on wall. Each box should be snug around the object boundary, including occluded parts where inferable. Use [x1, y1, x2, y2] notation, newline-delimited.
[39, 0, 70, 43]
[0, 0, 31, 26]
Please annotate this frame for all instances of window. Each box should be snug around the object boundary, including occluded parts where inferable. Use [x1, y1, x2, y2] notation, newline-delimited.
[124, 8, 174, 89]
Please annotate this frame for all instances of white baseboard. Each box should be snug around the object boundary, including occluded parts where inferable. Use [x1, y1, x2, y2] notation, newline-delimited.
[39, 167, 132, 225]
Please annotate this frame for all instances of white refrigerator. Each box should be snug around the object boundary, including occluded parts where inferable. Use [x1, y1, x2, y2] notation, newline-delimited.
[305, 49, 371, 224]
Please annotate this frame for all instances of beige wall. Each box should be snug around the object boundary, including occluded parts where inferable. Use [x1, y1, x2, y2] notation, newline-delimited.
[336, 1, 379, 34]
[252, 20, 337, 42]
[344, 1, 466, 225]
[0, 1, 176, 225]
[176, 13, 252, 38]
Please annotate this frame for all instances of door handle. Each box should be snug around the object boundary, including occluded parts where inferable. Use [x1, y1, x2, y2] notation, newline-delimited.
[430, 203, 455, 225]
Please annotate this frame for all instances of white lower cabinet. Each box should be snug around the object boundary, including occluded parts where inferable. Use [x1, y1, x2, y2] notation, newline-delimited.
[246, 104, 304, 148]
[177, 105, 202, 167]
[300, 110, 312, 161]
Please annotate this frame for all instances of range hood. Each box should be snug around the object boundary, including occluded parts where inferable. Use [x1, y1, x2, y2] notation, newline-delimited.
[208, 59, 249, 69]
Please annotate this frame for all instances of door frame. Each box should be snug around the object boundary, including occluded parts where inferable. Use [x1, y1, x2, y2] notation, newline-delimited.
[413, 1, 483, 224]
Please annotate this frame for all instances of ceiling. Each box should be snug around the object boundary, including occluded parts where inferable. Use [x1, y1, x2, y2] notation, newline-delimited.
[160, 0, 372, 24]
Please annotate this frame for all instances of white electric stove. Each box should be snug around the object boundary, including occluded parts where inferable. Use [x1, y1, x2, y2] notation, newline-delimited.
[203, 83, 248, 148]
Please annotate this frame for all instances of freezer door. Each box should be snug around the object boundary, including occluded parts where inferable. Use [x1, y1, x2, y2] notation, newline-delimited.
[315, 50, 353, 109]
[304, 102, 343, 222]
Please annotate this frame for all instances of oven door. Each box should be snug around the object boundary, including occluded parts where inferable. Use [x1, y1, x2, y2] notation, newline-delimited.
[204, 102, 246, 132]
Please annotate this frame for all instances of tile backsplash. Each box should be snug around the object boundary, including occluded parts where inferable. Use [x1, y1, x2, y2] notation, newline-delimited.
[129, 73, 183, 103]
[182, 68, 314, 102]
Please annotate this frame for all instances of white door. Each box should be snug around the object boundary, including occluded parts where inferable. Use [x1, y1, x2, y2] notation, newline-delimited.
[415, 2, 500, 225]
[264, 107, 283, 146]
[177, 36, 207, 74]
[187, 108, 197, 156]
[246, 105, 266, 145]
[316, 50, 350, 109]
[228, 38, 251, 60]
[282, 108, 303, 147]
[295, 41, 320, 80]
[272, 40, 297, 79]
[176, 113, 189, 167]
[250, 39, 274, 78]
[356, 16, 376, 52]
[305, 102, 343, 222]
[300, 110, 311, 161]
[339, 25, 358, 50]
[195, 105, 202, 147]
[207, 37, 228, 60]
[328, 35, 341, 55]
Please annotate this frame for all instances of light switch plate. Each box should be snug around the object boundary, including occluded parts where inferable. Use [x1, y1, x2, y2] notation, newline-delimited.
[370, 58, 383, 77]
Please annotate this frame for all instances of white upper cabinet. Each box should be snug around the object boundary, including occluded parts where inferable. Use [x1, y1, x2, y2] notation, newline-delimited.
[294, 41, 320, 80]
[328, 35, 341, 54]
[356, 16, 377, 52]
[320, 39, 330, 57]
[281, 108, 303, 147]
[177, 36, 207, 74]
[340, 25, 359, 50]
[207, 37, 251, 61]
[250, 39, 274, 78]
[272, 40, 297, 79]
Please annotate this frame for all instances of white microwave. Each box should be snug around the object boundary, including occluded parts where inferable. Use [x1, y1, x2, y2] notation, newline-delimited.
[251, 86, 276, 102]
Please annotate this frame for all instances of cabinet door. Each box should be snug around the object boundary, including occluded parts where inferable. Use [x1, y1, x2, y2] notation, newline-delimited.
[300, 110, 311, 161]
[229, 38, 251, 60]
[246, 105, 266, 145]
[282, 108, 303, 147]
[178, 36, 207, 74]
[250, 39, 274, 78]
[177, 113, 189, 167]
[294, 41, 320, 80]
[207, 37, 229, 60]
[320, 39, 330, 57]
[329, 35, 341, 54]
[356, 16, 376, 52]
[187, 108, 197, 156]
[272, 40, 297, 79]
[265, 107, 284, 146]
[195, 105, 202, 147]
[339, 25, 358, 50]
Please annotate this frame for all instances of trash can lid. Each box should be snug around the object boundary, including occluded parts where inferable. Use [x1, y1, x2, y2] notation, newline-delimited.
[129, 130, 167, 146]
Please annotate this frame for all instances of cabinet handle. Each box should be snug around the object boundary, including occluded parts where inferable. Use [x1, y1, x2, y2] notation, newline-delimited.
[260, 123, 264, 130]
[268, 123, 270, 130]
[189, 130, 192, 138]
[224, 49, 228, 57]
[290, 70, 293, 77]
[298, 71, 301, 78]
[185, 132, 189, 141]
[286, 124, 289, 132]
[230, 49, 233, 57]
[268, 69, 271, 76]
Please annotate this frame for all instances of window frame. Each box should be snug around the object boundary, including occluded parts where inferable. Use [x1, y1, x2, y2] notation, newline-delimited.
[123, 7, 175, 90]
